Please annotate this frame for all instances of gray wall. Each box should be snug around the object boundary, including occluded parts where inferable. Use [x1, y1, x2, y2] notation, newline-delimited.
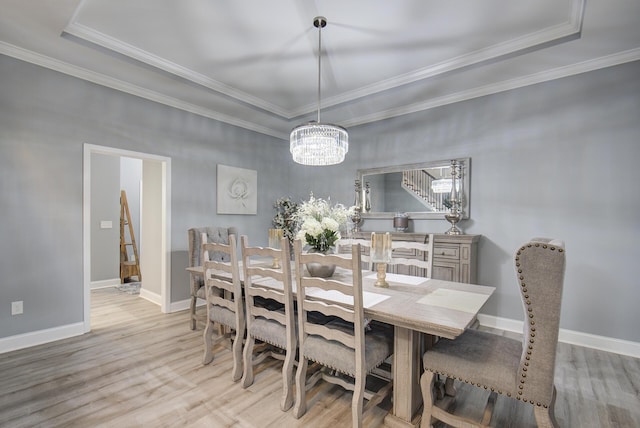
[0, 55, 290, 337]
[291, 60, 640, 343]
[90, 153, 120, 282]
[1, 53, 639, 344]
[121, 156, 142, 263]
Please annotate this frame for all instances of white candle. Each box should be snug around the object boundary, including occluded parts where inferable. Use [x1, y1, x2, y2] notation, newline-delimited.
[371, 232, 392, 263]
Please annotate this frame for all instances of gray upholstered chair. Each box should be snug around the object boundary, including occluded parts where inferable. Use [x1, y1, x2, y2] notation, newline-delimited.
[187, 226, 238, 330]
[292, 240, 393, 428]
[202, 234, 245, 381]
[419, 238, 566, 428]
[240, 235, 296, 411]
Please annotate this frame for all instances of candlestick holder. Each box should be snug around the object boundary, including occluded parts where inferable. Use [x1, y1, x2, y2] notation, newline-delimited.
[350, 179, 363, 232]
[444, 160, 463, 235]
[371, 232, 392, 287]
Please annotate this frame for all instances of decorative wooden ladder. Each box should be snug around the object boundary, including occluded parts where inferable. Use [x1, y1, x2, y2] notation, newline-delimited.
[120, 190, 141, 283]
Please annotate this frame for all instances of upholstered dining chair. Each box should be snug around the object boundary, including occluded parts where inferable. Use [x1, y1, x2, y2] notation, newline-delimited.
[202, 233, 245, 382]
[240, 235, 296, 411]
[292, 239, 393, 428]
[187, 226, 238, 330]
[419, 238, 566, 428]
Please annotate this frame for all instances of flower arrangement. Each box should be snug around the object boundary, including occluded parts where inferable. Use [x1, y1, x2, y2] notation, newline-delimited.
[272, 197, 299, 246]
[295, 193, 353, 253]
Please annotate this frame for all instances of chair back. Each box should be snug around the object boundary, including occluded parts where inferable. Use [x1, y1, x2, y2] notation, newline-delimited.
[336, 238, 372, 270]
[240, 235, 297, 410]
[294, 240, 366, 377]
[188, 226, 238, 267]
[240, 235, 296, 350]
[515, 238, 566, 405]
[389, 234, 434, 278]
[202, 234, 244, 330]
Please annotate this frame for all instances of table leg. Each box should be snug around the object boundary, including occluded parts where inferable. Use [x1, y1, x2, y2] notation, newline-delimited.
[384, 326, 423, 428]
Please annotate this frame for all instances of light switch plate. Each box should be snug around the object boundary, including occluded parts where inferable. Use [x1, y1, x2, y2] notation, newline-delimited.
[11, 301, 23, 315]
[100, 220, 113, 229]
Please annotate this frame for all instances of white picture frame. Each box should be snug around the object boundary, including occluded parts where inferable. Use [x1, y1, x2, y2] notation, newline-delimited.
[216, 164, 257, 215]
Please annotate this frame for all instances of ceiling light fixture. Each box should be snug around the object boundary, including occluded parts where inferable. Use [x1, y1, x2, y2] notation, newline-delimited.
[290, 16, 348, 166]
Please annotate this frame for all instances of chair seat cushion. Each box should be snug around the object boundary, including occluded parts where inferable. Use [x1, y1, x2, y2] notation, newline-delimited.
[250, 317, 290, 349]
[423, 329, 522, 395]
[208, 305, 236, 328]
[303, 320, 392, 377]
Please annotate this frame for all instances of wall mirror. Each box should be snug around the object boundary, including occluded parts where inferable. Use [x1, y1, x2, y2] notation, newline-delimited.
[357, 158, 470, 220]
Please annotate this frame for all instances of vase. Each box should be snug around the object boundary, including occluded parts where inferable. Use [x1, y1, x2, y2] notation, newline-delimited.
[305, 248, 336, 278]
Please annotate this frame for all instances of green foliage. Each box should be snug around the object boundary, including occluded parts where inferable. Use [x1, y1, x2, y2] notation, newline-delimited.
[272, 197, 299, 246]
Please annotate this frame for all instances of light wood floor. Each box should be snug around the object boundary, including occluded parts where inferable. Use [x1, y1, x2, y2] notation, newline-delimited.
[1, 288, 638, 427]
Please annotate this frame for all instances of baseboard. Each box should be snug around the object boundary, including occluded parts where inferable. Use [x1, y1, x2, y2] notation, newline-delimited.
[0, 322, 85, 354]
[477, 314, 640, 358]
[90, 278, 121, 289]
[139, 287, 162, 306]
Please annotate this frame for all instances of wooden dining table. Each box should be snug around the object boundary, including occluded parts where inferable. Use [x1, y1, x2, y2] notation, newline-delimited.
[187, 258, 495, 427]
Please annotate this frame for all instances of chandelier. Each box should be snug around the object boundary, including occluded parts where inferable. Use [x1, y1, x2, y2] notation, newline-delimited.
[290, 17, 348, 166]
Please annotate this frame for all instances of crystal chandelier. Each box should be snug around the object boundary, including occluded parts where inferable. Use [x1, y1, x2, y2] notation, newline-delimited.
[290, 17, 348, 166]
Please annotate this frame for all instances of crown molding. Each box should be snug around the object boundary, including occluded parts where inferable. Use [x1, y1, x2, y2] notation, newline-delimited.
[0, 41, 288, 140]
[292, 0, 587, 117]
[64, 0, 586, 120]
[62, 22, 292, 119]
[2, 42, 638, 141]
[341, 47, 640, 128]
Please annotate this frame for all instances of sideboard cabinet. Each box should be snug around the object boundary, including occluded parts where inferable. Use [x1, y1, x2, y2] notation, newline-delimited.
[346, 232, 480, 284]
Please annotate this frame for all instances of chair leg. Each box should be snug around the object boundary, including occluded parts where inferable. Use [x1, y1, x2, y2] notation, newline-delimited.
[202, 319, 214, 365]
[190, 295, 197, 330]
[281, 347, 295, 411]
[444, 376, 457, 396]
[241, 336, 255, 388]
[420, 371, 436, 428]
[293, 358, 308, 419]
[352, 373, 365, 428]
[231, 325, 244, 382]
[533, 386, 559, 428]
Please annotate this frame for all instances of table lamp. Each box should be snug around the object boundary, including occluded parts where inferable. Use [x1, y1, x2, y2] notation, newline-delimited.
[268, 228, 284, 268]
[371, 232, 392, 287]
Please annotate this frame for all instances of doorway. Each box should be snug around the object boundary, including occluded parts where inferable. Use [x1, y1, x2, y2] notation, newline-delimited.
[82, 144, 172, 333]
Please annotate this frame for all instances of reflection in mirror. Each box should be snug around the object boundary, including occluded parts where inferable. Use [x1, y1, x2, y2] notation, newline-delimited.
[357, 158, 470, 220]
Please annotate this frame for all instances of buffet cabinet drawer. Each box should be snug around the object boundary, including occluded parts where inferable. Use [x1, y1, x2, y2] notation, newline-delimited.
[347, 232, 479, 284]
[433, 245, 459, 260]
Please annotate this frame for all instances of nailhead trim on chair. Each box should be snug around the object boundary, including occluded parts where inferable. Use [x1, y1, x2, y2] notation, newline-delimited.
[514, 242, 562, 407]
[426, 242, 563, 410]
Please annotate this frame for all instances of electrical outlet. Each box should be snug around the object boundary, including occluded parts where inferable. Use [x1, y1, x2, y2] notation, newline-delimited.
[11, 301, 23, 315]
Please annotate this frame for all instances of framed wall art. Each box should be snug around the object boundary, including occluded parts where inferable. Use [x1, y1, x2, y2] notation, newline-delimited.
[216, 164, 257, 215]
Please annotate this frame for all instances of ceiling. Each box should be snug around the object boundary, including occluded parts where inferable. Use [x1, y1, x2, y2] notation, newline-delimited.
[1, 0, 639, 140]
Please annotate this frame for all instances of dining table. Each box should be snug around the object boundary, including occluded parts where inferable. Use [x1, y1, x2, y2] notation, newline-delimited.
[187, 257, 495, 427]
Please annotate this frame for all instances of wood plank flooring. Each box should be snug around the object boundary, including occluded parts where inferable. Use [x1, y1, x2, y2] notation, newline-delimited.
[0, 287, 638, 427]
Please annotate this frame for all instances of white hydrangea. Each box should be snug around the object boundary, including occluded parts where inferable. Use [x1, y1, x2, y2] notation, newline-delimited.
[294, 193, 355, 252]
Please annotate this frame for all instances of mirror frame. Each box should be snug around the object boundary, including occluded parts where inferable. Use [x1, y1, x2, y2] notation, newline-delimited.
[357, 157, 470, 220]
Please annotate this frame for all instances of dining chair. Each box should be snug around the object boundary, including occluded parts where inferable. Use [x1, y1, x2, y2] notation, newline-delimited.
[419, 238, 566, 428]
[388, 234, 434, 278]
[239, 235, 296, 411]
[336, 238, 372, 270]
[292, 239, 393, 428]
[187, 226, 238, 330]
[201, 233, 245, 382]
